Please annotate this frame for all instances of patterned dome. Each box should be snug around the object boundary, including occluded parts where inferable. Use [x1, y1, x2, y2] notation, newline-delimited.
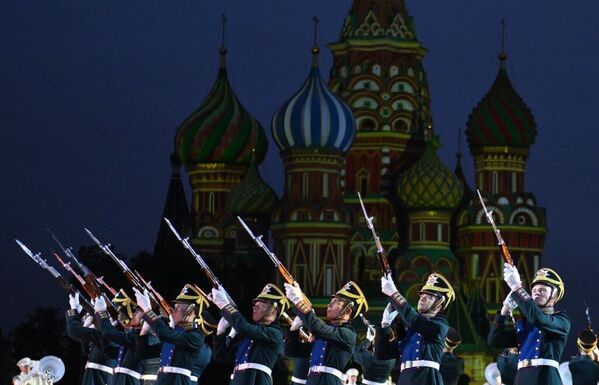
[227, 157, 278, 216]
[272, 51, 356, 153]
[466, 56, 537, 149]
[176, 53, 268, 165]
[397, 138, 463, 210]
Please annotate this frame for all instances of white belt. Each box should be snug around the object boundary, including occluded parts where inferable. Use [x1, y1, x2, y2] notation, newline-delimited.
[400, 360, 440, 371]
[190, 375, 198, 382]
[518, 358, 559, 369]
[158, 366, 192, 378]
[140, 374, 157, 381]
[291, 375, 307, 384]
[114, 367, 141, 379]
[308, 365, 344, 381]
[85, 362, 114, 374]
[362, 379, 387, 385]
[234, 362, 272, 376]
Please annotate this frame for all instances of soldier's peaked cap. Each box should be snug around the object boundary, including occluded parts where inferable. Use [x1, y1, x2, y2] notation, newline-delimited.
[333, 281, 368, 319]
[530, 268, 564, 302]
[420, 272, 455, 310]
[253, 283, 290, 318]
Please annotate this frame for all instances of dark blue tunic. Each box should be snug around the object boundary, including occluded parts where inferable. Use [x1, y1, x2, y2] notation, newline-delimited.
[569, 354, 599, 385]
[99, 317, 144, 385]
[353, 337, 395, 384]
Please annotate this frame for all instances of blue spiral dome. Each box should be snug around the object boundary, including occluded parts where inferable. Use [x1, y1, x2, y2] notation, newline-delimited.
[271, 51, 356, 153]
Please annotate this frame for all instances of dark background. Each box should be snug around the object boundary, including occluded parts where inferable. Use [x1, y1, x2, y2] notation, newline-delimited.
[1, 0, 598, 370]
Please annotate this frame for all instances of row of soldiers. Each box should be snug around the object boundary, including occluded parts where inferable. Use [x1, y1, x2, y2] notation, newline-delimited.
[59, 257, 599, 385]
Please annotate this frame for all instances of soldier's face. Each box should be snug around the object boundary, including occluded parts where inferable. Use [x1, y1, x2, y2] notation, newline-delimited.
[252, 300, 275, 323]
[19, 365, 30, 374]
[172, 303, 194, 324]
[531, 283, 555, 307]
[327, 298, 349, 320]
[417, 293, 441, 314]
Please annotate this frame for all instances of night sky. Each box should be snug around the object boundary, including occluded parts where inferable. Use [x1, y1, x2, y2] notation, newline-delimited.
[2, 1, 598, 356]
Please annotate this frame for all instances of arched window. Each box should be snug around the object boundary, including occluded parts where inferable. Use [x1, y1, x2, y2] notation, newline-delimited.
[303, 173, 309, 198]
[208, 192, 215, 214]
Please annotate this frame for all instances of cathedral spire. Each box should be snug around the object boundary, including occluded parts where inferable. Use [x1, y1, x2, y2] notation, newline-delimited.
[219, 14, 227, 69]
[499, 18, 507, 67]
[311, 15, 320, 68]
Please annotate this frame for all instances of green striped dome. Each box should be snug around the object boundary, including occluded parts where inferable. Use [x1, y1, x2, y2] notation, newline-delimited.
[466, 57, 537, 149]
[397, 138, 463, 210]
[227, 159, 278, 216]
[175, 67, 267, 165]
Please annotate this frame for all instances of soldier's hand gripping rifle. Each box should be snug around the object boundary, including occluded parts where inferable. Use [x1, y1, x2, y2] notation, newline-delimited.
[134, 270, 172, 315]
[163, 218, 237, 308]
[237, 216, 312, 308]
[359, 313, 376, 337]
[281, 311, 313, 342]
[15, 239, 95, 315]
[84, 228, 169, 316]
[476, 189, 514, 266]
[357, 192, 392, 275]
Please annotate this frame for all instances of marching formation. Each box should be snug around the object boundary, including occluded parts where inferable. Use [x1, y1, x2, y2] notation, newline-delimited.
[13, 192, 599, 385]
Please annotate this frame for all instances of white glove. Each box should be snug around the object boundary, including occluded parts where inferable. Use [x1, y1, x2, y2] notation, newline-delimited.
[366, 326, 375, 342]
[133, 288, 152, 312]
[290, 316, 302, 331]
[82, 314, 95, 328]
[381, 303, 398, 327]
[381, 273, 398, 296]
[227, 328, 237, 340]
[168, 314, 175, 328]
[210, 286, 230, 309]
[217, 317, 230, 335]
[503, 292, 518, 312]
[503, 263, 522, 290]
[140, 320, 152, 336]
[93, 296, 107, 312]
[69, 293, 82, 313]
[284, 282, 304, 305]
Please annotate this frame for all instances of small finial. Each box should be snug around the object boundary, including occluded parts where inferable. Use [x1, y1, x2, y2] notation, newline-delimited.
[456, 127, 463, 160]
[499, 18, 507, 64]
[311, 15, 320, 67]
[220, 14, 228, 68]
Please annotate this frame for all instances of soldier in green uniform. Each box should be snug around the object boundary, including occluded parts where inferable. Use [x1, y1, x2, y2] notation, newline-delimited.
[211, 283, 289, 385]
[496, 348, 519, 385]
[94, 289, 145, 385]
[568, 329, 599, 385]
[353, 312, 395, 385]
[488, 265, 570, 385]
[439, 327, 465, 385]
[134, 284, 213, 385]
[65, 293, 118, 385]
[284, 280, 368, 385]
[376, 272, 455, 385]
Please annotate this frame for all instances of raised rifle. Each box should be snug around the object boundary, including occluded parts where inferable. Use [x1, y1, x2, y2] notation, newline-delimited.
[237, 216, 312, 308]
[48, 229, 105, 299]
[584, 298, 594, 332]
[84, 228, 169, 315]
[15, 239, 95, 315]
[357, 192, 392, 275]
[163, 217, 237, 308]
[476, 189, 514, 265]
[96, 276, 118, 297]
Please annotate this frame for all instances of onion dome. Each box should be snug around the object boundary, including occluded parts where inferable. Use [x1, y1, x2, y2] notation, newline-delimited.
[397, 137, 463, 210]
[175, 48, 268, 165]
[271, 47, 356, 153]
[227, 154, 278, 216]
[466, 54, 537, 149]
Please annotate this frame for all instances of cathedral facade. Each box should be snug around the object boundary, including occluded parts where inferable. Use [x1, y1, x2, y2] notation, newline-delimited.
[153, 1, 546, 382]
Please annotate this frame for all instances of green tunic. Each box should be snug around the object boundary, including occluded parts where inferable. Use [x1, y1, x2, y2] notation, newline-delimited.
[439, 352, 464, 385]
[297, 311, 356, 385]
[569, 354, 599, 385]
[98, 315, 144, 385]
[213, 303, 284, 385]
[66, 310, 117, 385]
[487, 287, 570, 385]
[353, 337, 395, 384]
[375, 292, 448, 385]
[142, 310, 205, 385]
